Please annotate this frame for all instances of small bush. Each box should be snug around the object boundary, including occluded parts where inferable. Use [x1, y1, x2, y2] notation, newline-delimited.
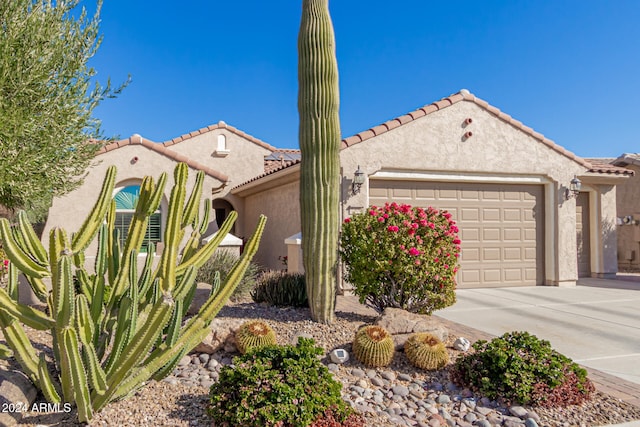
[196, 250, 261, 300]
[340, 202, 460, 314]
[207, 338, 354, 427]
[450, 331, 594, 407]
[251, 270, 308, 307]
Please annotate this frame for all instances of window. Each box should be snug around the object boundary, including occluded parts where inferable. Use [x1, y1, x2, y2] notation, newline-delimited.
[213, 134, 230, 157]
[113, 186, 161, 253]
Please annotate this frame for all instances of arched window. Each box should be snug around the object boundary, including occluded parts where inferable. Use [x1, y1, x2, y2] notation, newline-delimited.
[113, 185, 162, 253]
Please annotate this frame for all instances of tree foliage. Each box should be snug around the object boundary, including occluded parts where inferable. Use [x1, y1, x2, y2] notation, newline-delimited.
[0, 0, 127, 221]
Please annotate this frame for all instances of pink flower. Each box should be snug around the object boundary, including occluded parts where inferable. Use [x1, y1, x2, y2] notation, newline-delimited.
[411, 223, 419, 229]
[408, 247, 421, 256]
[344, 218, 351, 223]
[387, 225, 399, 232]
[407, 229, 415, 236]
[453, 238, 461, 244]
[444, 264, 449, 270]
[434, 257, 439, 263]
[415, 260, 421, 265]
[378, 217, 385, 223]
[419, 219, 428, 227]
[369, 210, 377, 216]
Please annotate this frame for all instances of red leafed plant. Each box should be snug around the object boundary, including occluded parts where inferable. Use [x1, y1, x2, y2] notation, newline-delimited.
[309, 407, 365, 427]
[530, 369, 595, 408]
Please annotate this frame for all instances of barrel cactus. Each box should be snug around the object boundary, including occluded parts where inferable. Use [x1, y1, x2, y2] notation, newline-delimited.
[298, 0, 341, 324]
[0, 163, 266, 422]
[404, 333, 449, 370]
[352, 325, 395, 368]
[235, 320, 277, 354]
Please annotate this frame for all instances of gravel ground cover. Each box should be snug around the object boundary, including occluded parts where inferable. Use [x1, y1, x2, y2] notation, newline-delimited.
[5, 299, 640, 426]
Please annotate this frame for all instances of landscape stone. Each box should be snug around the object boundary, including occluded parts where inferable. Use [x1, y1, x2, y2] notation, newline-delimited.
[192, 317, 244, 354]
[374, 308, 448, 350]
[509, 406, 529, 418]
[290, 331, 314, 345]
[0, 368, 37, 427]
[453, 337, 471, 352]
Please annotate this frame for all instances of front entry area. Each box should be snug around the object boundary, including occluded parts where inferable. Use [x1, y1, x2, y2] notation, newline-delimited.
[369, 179, 545, 288]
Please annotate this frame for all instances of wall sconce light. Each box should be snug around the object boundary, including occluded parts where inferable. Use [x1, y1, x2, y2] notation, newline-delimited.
[352, 165, 365, 194]
[131, 156, 139, 164]
[564, 175, 582, 200]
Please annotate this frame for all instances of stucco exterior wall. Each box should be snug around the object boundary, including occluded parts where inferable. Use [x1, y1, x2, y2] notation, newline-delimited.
[616, 164, 640, 270]
[240, 173, 300, 270]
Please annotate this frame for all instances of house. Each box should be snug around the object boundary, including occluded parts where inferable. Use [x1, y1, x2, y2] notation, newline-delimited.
[43, 90, 633, 289]
[606, 154, 640, 271]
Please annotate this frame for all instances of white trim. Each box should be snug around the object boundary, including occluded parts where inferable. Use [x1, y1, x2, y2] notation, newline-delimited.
[544, 182, 556, 284]
[370, 170, 551, 184]
[588, 188, 603, 273]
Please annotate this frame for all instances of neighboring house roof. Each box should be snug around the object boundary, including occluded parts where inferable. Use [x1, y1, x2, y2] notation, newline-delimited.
[612, 153, 640, 167]
[99, 134, 230, 183]
[264, 150, 302, 173]
[585, 158, 635, 175]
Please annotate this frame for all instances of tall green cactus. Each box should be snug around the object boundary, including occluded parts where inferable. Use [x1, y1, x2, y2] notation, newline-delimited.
[298, 0, 341, 324]
[0, 163, 266, 422]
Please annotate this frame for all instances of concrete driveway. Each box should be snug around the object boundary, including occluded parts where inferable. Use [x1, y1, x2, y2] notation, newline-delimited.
[436, 277, 640, 385]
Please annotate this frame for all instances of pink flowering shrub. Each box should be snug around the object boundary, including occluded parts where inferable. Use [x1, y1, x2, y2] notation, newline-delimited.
[340, 202, 461, 314]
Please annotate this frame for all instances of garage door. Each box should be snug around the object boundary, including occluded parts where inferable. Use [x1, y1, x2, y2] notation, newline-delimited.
[369, 180, 544, 288]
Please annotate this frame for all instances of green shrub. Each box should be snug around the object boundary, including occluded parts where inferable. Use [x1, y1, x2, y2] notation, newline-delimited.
[251, 270, 308, 307]
[340, 202, 460, 314]
[196, 250, 261, 301]
[451, 331, 594, 407]
[207, 338, 353, 427]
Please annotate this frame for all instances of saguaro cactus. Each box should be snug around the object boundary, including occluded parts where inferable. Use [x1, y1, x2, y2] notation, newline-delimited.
[298, 0, 341, 324]
[0, 163, 266, 422]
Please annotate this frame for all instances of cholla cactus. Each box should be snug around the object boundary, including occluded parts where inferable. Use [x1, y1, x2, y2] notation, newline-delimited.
[404, 333, 449, 370]
[0, 163, 266, 422]
[235, 320, 277, 354]
[352, 325, 395, 368]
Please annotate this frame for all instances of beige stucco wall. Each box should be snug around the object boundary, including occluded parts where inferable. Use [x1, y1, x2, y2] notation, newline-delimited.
[616, 164, 640, 270]
[239, 171, 301, 270]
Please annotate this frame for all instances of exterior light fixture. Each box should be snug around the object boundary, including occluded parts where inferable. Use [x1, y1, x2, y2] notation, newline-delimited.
[565, 175, 582, 200]
[352, 165, 365, 194]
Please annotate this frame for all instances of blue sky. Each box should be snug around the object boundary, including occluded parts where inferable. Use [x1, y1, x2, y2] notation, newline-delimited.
[89, 1, 640, 157]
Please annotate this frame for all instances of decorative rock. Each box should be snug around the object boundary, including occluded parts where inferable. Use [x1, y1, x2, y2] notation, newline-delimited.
[351, 368, 366, 378]
[375, 308, 448, 350]
[436, 394, 450, 404]
[193, 317, 244, 354]
[392, 385, 410, 397]
[382, 371, 397, 381]
[178, 356, 191, 366]
[327, 363, 339, 372]
[525, 419, 539, 427]
[509, 406, 529, 418]
[475, 421, 492, 427]
[330, 348, 350, 364]
[0, 368, 37, 426]
[198, 353, 210, 364]
[366, 369, 377, 378]
[453, 337, 471, 351]
[371, 377, 385, 387]
[398, 373, 412, 382]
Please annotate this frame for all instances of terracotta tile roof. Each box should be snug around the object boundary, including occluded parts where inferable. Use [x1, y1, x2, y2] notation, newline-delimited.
[235, 158, 302, 189]
[98, 134, 229, 182]
[584, 158, 634, 176]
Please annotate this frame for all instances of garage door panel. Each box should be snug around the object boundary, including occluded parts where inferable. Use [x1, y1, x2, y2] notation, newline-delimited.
[483, 209, 501, 221]
[503, 209, 522, 222]
[369, 180, 544, 288]
[461, 228, 480, 242]
[460, 208, 479, 221]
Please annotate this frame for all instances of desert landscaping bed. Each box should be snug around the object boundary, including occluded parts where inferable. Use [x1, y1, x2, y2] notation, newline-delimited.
[3, 299, 640, 427]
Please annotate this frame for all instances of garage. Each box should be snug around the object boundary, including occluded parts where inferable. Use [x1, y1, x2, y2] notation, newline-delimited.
[369, 179, 545, 288]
